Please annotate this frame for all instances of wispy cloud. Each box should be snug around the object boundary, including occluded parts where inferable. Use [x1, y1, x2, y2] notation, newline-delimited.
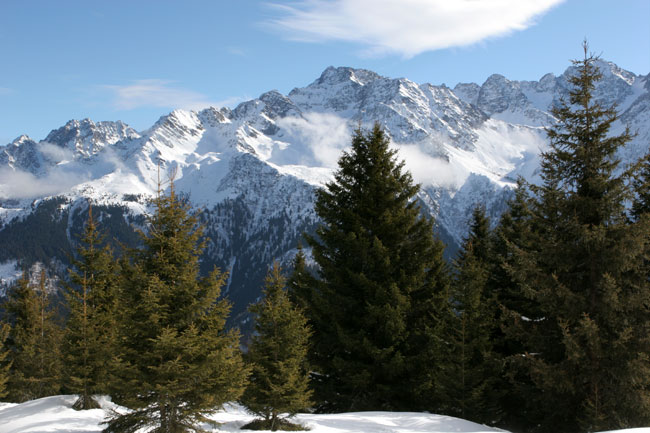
[267, 0, 565, 58]
[0, 166, 89, 200]
[103, 80, 238, 111]
[276, 112, 351, 167]
[226, 46, 247, 57]
[396, 144, 468, 189]
[0, 87, 12, 95]
[0, 144, 129, 200]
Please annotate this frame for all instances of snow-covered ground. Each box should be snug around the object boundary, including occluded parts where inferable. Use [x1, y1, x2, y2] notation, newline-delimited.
[0, 396, 648, 433]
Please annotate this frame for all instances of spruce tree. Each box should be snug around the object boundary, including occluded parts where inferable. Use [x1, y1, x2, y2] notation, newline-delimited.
[305, 123, 449, 412]
[105, 180, 249, 433]
[3, 270, 62, 402]
[287, 245, 317, 315]
[506, 44, 650, 432]
[0, 323, 11, 399]
[488, 182, 543, 431]
[241, 262, 312, 431]
[63, 205, 120, 410]
[439, 206, 501, 424]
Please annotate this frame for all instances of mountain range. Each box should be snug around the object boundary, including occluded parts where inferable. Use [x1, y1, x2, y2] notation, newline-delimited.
[1, 60, 648, 325]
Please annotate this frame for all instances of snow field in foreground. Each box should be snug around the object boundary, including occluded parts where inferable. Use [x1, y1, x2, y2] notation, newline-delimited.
[0, 395, 648, 433]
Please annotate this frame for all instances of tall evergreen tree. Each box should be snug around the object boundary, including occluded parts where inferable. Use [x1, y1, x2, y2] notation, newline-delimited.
[506, 44, 650, 432]
[439, 206, 501, 424]
[488, 182, 543, 432]
[241, 262, 312, 431]
[304, 123, 449, 412]
[63, 205, 120, 410]
[3, 270, 62, 402]
[105, 180, 249, 433]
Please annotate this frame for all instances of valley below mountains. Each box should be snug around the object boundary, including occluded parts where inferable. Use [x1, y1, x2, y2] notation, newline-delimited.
[0, 60, 648, 325]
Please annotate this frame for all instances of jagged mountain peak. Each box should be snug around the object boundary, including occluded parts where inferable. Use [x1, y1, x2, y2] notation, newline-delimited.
[316, 66, 383, 86]
[258, 90, 301, 119]
[43, 118, 139, 158]
[150, 109, 201, 131]
[0, 135, 43, 174]
[198, 106, 232, 127]
[10, 134, 35, 147]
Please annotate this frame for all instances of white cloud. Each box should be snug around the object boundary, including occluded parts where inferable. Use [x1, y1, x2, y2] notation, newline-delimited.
[103, 80, 236, 111]
[39, 142, 75, 163]
[0, 167, 89, 200]
[396, 144, 468, 189]
[0, 144, 131, 200]
[267, 0, 565, 57]
[276, 112, 351, 167]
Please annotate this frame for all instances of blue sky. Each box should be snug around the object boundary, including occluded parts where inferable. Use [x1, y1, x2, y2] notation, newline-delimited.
[1, 0, 648, 144]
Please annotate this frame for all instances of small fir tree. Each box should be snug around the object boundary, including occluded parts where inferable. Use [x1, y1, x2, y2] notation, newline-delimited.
[241, 262, 312, 431]
[105, 179, 249, 433]
[4, 270, 62, 402]
[63, 205, 121, 410]
[304, 123, 449, 412]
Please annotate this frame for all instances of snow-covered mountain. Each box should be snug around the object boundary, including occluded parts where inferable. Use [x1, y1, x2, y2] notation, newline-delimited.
[0, 60, 648, 324]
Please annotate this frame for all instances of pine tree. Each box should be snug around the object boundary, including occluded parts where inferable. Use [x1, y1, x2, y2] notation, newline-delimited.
[63, 205, 120, 410]
[241, 262, 312, 431]
[439, 206, 501, 424]
[506, 43, 650, 432]
[304, 123, 449, 412]
[3, 270, 62, 402]
[105, 179, 249, 433]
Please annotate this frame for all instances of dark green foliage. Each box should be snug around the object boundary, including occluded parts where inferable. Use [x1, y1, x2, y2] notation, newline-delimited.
[0, 323, 11, 398]
[0, 197, 73, 265]
[105, 181, 249, 433]
[632, 152, 650, 221]
[304, 123, 449, 412]
[241, 262, 312, 431]
[287, 245, 317, 314]
[0, 198, 142, 278]
[439, 206, 502, 424]
[3, 271, 62, 402]
[504, 44, 650, 432]
[488, 182, 543, 431]
[63, 205, 120, 410]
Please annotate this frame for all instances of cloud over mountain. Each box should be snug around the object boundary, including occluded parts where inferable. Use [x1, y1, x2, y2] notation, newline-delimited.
[267, 0, 565, 57]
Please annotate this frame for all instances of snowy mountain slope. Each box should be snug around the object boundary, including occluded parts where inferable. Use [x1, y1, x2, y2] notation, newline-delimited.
[0, 60, 647, 323]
